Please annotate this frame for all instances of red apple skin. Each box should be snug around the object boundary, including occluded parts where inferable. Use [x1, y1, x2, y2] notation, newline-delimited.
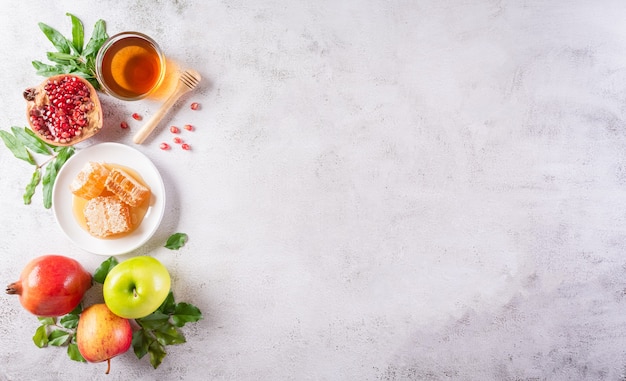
[5, 255, 92, 317]
[77, 304, 132, 363]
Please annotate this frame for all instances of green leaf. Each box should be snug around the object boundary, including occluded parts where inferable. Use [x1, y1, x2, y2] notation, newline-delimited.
[37, 62, 73, 76]
[37, 316, 55, 325]
[86, 77, 101, 89]
[172, 302, 203, 327]
[157, 291, 176, 315]
[68, 303, 83, 315]
[85, 54, 95, 69]
[66, 13, 84, 54]
[12, 126, 51, 155]
[38, 22, 72, 54]
[48, 329, 70, 346]
[46, 51, 79, 65]
[84, 55, 96, 76]
[165, 233, 188, 250]
[54, 146, 75, 166]
[154, 325, 186, 346]
[93, 256, 118, 284]
[132, 329, 151, 360]
[91, 19, 107, 41]
[67, 343, 86, 362]
[23, 167, 41, 205]
[32, 60, 53, 70]
[0, 130, 36, 165]
[42, 146, 74, 209]
[33, 325, 49, 348]
[59, 313, 80, 329]
[32, 60, 64, 77]
[136, 311, 170, 330]
[70, 64, 95, 77]
[42, 160, 58, 210]
[82, 19, 107, 57]
[83, 37, 107, 59]
[148, 339, 167, 369]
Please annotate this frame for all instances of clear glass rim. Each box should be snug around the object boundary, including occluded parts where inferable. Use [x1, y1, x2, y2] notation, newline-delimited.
[95, 31, 166, 101]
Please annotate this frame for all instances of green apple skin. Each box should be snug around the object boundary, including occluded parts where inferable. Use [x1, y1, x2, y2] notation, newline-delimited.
[103, 256, 171, 319]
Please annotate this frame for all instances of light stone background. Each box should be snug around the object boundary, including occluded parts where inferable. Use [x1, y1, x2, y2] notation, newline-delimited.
[1, 0, 626, 380]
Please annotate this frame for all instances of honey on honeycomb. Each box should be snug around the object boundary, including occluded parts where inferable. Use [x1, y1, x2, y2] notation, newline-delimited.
[70, 161, 110, 200]
[105, 168, 150, 207]
[83, 196, 131, 238]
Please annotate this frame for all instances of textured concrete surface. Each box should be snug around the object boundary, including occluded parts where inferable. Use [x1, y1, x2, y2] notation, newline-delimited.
[2, 1, 626, 380]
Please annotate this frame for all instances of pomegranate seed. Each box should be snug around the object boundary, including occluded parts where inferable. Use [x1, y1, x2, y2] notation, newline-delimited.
[26, 75, 95, 144]
[170, 126, 180, 134]
[120, 121, 129, 129]
[132, 113, 142, 121]
[159, 142, 170, 150]
[173, 137, 183, 144]
[181, 143, 191, 150]
[184, 124, 193, 131]
[190, 102, 199, 110]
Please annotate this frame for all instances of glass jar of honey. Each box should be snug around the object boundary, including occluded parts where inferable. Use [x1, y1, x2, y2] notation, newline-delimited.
[95, 32, 166, 101]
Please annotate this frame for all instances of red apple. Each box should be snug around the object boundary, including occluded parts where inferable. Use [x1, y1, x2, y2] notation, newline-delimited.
[5, 255, 92, 316]
[76, 304, 132, 374]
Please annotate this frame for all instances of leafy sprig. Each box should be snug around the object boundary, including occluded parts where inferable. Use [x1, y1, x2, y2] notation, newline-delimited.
[0, 127, 74, 208]
[33, 304, 86, 362]
[93, 254, 202, 369]
[133, 291, 202, 369]
[33, 13, 108, 89]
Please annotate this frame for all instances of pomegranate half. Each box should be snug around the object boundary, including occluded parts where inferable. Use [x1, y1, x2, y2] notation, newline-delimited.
[6, 255, 92, 317]
[24, 74, 103, 146]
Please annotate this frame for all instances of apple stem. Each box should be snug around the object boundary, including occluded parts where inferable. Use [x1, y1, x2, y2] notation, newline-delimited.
[105, 358, 111, 375]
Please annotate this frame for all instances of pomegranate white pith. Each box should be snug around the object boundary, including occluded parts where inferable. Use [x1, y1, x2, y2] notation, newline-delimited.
[24, 74, 103, 146]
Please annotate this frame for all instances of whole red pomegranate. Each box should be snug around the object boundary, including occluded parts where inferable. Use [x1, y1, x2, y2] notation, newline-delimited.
[24, 74, 103, 146]
[6, 255, 92, 317]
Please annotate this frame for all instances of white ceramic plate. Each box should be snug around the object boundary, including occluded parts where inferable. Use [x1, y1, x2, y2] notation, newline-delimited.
[53, 142, 166, 255]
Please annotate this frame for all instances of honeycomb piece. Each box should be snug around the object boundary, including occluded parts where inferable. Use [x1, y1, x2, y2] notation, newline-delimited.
[83, 196, 131, 238]
[105, 168, 150, 207]
[70, 161, 110, 200]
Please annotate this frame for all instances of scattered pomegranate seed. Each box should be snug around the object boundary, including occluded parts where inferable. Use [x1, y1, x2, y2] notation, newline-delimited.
[184, 124, 194, 131]
[159, 142, 170, 150]
[181, 143, 191, 150]
[170, 126, 180, 134]
[173, 137, 183, 144]
[190, 102, 199, 110]
[132, 113, 142, 121]
[120, 121, 129, 129]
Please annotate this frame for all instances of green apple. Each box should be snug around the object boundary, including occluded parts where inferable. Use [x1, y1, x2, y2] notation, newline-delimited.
[103, 256, 171, 319]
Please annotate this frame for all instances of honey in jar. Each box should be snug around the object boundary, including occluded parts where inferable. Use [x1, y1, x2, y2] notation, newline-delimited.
[96, 32, 165, 100]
